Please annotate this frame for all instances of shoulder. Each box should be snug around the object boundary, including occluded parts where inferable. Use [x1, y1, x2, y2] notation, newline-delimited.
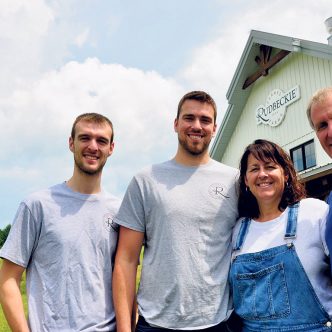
[22, 185, 57, 207]
[102, 191, 122, 210]
[131, 160, 172, 182]
[207, 160, 239, 191]
[22, 183, 83, 212]
[297, 198, 328, 225]
[209, 159, 239, 176]
[299, 197, 328, 212]
[9, 185, 62, 224]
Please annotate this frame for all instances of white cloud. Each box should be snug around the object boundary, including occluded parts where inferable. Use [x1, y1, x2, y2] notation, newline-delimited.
[0, 0, 54, 87]
[0, 0, 53, 40]
[0, 0, 55, 101]
[1, 0, 332, 228]
[74, 28, 90, 47]
[180, 0, 332, 123]
[0, 57, 184, 196]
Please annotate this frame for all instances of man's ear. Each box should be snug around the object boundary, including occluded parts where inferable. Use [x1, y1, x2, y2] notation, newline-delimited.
[108, 142, 115, 157]
[174, 118, 178, 133]
[69, 137, 74, 152]
[212, 123, 217, 137]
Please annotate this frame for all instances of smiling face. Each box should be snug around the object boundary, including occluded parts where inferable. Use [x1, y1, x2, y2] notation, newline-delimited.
[310, 94, 332, 158]
[69, 120, 114, 176]
[245, 154, 288, 208]
[174, 99, 217, 161]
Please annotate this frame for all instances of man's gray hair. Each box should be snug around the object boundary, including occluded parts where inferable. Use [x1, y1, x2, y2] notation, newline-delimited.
[306, 87, 332, 129]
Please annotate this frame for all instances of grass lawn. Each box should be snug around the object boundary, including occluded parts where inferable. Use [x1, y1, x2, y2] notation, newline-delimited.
[0, 260, 28, 332]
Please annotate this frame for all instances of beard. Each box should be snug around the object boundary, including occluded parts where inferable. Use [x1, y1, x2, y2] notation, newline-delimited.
[74, 154, 107, 176]
[178, 136, 211, 156]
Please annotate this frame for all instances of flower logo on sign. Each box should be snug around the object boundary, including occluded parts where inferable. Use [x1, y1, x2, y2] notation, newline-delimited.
[256, 86, 300, 127]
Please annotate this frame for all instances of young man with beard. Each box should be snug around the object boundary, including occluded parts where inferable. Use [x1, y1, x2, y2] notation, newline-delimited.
[113, 91, 239, 332]
[0, 113, 121, 331]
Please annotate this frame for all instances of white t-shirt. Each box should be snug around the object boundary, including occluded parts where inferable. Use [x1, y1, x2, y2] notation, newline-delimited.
[232, 198, 332, 315]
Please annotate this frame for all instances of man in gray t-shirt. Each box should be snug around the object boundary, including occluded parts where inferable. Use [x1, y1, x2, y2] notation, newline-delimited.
[113, 91, 239, 332]
[0, 113, 120, 332]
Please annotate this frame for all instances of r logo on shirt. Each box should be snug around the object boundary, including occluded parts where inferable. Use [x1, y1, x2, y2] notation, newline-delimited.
[103, 213, 119, 232]
[208, 183, 230, 200]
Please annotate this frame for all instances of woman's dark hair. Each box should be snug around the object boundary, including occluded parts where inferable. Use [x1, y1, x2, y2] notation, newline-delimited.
[238, 139, 306, 219]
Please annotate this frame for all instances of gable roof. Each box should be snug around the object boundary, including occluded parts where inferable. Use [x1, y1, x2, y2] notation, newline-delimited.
[210, 30, 332, 161]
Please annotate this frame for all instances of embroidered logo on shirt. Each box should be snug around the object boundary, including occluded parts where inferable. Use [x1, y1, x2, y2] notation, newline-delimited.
[103, 213, 119, 232]
[208, 183, 230, 199]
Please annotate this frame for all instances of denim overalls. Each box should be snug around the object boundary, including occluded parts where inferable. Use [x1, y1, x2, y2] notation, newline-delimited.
[229, 204, 332, 331]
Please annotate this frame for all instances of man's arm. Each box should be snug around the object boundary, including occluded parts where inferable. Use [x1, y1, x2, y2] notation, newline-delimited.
[113, 226, 144, 332]
[0, 259, 30, 332]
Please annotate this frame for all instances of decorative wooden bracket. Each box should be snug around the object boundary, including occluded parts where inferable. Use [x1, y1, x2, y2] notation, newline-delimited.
[242, 45, 290, 89]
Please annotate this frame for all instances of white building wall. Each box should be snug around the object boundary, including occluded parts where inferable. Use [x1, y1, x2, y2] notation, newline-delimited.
[221, 52, 332, 169]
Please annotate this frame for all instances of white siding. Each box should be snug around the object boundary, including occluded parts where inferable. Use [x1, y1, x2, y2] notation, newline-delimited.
[221, 52, 332, 169]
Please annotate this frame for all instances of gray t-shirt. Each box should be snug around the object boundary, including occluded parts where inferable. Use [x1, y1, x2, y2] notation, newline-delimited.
[0, 182, 121, 332]
[115, 159, 239, 329]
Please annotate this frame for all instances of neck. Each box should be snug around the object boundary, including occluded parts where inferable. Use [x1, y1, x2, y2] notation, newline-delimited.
[257, 202, 282, 222]
[174, 149, 211, 167]
[66, 168, 102, 194]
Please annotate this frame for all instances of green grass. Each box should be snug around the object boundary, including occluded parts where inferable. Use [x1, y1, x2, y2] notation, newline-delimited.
[0, 260, 28, 332]
[136, 247, 144, 290]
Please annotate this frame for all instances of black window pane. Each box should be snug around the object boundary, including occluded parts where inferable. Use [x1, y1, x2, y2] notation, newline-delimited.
[305, 142, 316, 169]
[292, 148, 304, 172]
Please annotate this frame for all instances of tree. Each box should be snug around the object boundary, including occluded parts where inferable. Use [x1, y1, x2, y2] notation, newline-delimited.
[0, 225, 11, 248]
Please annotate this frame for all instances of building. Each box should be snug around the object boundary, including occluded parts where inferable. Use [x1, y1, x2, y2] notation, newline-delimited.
[210, 27, 332, 199]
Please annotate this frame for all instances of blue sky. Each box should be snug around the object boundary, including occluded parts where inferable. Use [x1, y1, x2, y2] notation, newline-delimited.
[0, 0, 331, 228]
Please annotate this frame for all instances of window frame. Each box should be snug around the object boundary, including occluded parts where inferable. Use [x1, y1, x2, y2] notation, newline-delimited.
[290, 139, 316, 172]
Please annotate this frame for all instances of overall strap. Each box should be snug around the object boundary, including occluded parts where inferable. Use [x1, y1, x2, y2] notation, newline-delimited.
[284, 202, 299, 239]
[234, 218, 251, 251]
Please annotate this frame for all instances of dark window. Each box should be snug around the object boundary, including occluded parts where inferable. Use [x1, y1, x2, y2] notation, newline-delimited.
[290, 140, 316, 172]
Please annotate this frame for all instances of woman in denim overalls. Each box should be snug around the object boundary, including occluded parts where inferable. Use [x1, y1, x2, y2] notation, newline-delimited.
[229, 139, 332, 332]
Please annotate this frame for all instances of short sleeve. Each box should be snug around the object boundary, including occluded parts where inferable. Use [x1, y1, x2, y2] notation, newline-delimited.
[0, 202, 41, 267]
[114, 176, 146, 233]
